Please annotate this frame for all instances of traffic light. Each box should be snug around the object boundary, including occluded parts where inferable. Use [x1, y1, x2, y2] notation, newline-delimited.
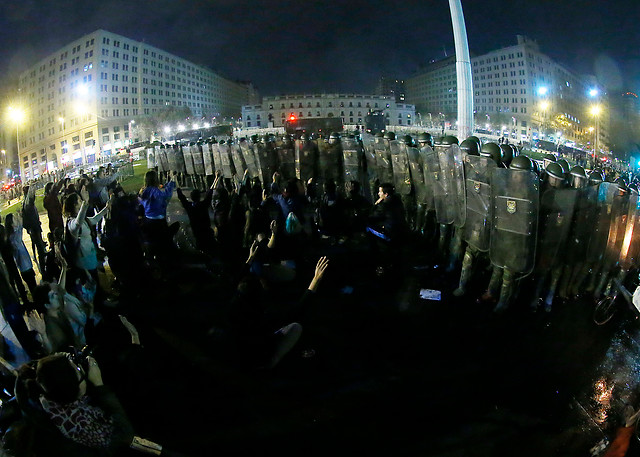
[289, 114, 296, 122]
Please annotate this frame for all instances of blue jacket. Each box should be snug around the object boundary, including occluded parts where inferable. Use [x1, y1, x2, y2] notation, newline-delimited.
[139, 181, 176, 219]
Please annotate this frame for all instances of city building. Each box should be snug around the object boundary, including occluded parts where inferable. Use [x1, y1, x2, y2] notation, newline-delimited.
[15, 29, 251, 180]
[375, 77, 406, 103]
[242, 94, 415, 129]
[406, 35, 610, 152]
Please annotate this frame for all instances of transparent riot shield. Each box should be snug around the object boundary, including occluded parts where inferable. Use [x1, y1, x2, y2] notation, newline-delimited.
[211, 143, 223, 175]
[586, 183, 619, 264]
[462, 155, 496, 252]
[146, 147, 156, 169]
[424, 147, 454, 224]
[489, 168, 540, 275]
[219, 143, 235, 178]
[374, 137, 393, 184]
[240, 140, 258, 180]
[192, 144, 205, 176]
[166, 145, 177, 173]
[342, 137, 363, 186]
[182, 143, 196, 176]
[620, 190, 640, 270]
[203, 142, 215, 176]
[565, 184, 599, 266]
[435, 143, 466, 228]
[318, 141, 343, 185]
[389, 141, 412, 196]
[230, 143, 247, 178]
[534, 187, 578, 271]
[155, 145, 168, 173]
[174, 145, 186, 174]
[603, 186, 632, 270]
[252, 143, 270, 187]
[362, 134, 379, 183]
[278, 144, 296, 181]
[417, 146, 436, 211]
[295, 139, 318, 183]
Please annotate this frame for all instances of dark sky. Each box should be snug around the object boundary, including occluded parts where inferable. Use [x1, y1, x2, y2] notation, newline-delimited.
[0, 0, 638, 96]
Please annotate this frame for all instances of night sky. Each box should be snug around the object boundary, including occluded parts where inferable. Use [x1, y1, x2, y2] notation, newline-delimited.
[0, 0, 638, 96]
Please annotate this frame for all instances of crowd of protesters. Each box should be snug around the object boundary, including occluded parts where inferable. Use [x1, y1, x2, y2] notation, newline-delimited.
[0, 152, 416, 456]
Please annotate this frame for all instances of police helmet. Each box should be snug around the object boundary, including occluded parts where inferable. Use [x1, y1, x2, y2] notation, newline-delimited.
[375, 132, 385, 139]
[614, 176, 628, 193]
[480, 142, 502, 165]
[417, 132, 433, 146]
[219, 140, 226, 145]
[499, 144, 513, 167]
[509, 155, 534, 172]
[545, 162, 565, 181]
[438, 135, 459, 145]
[383, 131, 396, 141]
[460, 138, 480, 156]
[329, 132, 341, 144]
[556, 158, 570, 175]
[569, 166, 588, 189]
[250, 134, 259, 144]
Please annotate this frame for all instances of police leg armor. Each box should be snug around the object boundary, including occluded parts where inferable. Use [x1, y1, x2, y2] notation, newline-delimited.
[595, 268, 613, 299]
[570, 263, 590, 297]
[557, 265, 573, 300]
[414, 203, 427, 234]
[494, 268, 516, 313]
[453, 245, 476, 297]
[438, 224, 451, 257]
[401, 193, 416, 229]
[447, 227, 464, 273]
[544, 265, 563, 311]
[480, 266, 503, 304]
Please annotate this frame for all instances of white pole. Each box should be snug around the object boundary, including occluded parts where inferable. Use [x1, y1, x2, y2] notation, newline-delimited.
[449, 0, 474, 140]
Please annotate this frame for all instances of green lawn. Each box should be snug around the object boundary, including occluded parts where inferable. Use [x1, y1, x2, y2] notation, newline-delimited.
[0, 159, 148, 218]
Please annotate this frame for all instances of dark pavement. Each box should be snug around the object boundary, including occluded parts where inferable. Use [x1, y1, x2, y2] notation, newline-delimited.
[91, 199, 640, 457]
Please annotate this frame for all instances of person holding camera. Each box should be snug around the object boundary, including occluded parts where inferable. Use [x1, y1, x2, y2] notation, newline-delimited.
[13, 352, 134, 456]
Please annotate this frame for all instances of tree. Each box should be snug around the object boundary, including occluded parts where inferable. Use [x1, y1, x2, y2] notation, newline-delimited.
[134, 106, 193, 141]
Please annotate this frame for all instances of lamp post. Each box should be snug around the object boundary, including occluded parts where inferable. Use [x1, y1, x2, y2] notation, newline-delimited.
[591, 105, 601, 165]
[7, 106, 25, 179]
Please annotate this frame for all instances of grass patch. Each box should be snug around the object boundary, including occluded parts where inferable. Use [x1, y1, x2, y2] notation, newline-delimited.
[0, 159, 148, 218]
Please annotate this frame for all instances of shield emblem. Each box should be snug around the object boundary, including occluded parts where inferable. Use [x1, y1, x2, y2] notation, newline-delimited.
[507, 200, 517, 214]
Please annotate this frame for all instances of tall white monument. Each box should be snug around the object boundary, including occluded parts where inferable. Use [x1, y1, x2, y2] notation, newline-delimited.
[449, 0, 473, 140]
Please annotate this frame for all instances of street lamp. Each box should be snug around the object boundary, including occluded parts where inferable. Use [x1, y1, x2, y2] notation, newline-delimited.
[591, 105, 601, 164]
[7, 106, 25, 178]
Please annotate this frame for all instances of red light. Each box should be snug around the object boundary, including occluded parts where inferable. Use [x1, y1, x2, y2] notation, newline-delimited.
[289, 115, 296, 121]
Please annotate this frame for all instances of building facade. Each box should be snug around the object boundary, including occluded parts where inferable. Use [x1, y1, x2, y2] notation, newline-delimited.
[242, 94, 415, 129]
[16, 29, 249, 180]
[406, 35, 609, 151]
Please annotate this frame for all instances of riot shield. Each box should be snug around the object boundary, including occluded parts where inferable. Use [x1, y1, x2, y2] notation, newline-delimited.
[362, 134, 379, 182]
[435, 142, 466, 228]
[565, 185, 599, 266]
[146, 147, 156, 169]
[342, 137, 363, 186]
[174, 145, 186, 174]
[166, 144, 177, 173]
[252, 143, 270, 187]
[586, 183, 619, 264]
[240, 140, 258, 180]
[155, 145, 168, 173]
[295, 139, 318, 183]
[203, 142, 215, 176]
[534, 187, 578, 271]
[230, 143, 247, 178]
[318, 141, 343, 185]
[192, 144, 205, 176]
[489, 168, 539, 275]
[374, 137, 393, 184]
[417, 146, 435, 211]
[424, 147, 454, 224]
[389, 141, 412, 195]
[182, 143, 196, 176]
[219, 143, 236, 178]
[620, 190, 640, 270]
[603, 186, 632, 270]
[211, 143, 223, 175]
[462, 155, 496, 252]
[278, 143, 296, 180]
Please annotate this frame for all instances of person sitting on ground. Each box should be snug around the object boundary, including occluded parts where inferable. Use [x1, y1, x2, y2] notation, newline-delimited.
[12, 353, 134, 457]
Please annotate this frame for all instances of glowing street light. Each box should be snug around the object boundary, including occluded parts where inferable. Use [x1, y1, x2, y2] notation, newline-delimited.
[163, 126, 171, 134]
[537, 86, 549, 96]
[7, 106, 25, 172]
[589, 88, 599, 98]
[590, 105, 602, 163]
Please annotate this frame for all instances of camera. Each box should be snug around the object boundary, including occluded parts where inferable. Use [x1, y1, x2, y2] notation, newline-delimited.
[67, 346, 93, 371]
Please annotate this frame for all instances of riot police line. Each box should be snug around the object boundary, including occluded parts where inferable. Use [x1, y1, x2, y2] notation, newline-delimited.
[144, 131, 640, 314]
